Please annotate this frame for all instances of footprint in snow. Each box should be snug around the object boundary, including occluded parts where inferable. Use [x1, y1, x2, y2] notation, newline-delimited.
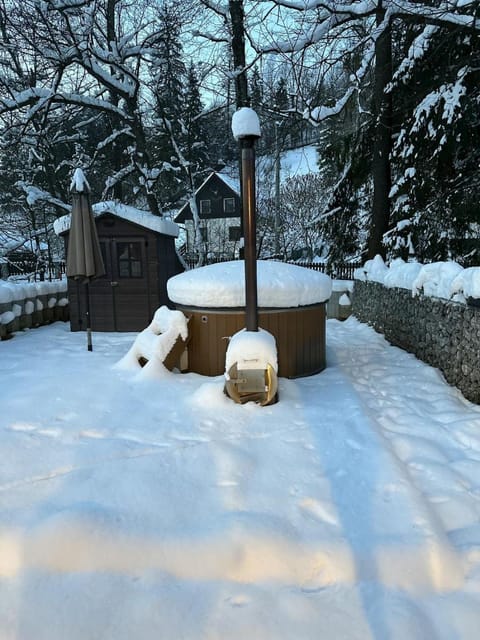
[346, 438, 364, 451]
[299, 497, 339, 526]
[55, 411, 78, 422]
[217, 480, 239, 487]
[9, 424, 61, 439]
[37, 428, 62, 438]
[9, 422, 36, 432]
[79, 430, 105, 440]
[200, 419, 216, 429]
[226, 594, 250, 608]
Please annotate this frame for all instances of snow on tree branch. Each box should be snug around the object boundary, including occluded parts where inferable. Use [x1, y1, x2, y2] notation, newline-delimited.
[16, 182, 70, 212]
[0, 88, 130, 120]
[198, 0, 229, 19]
[409, 66, 468, 135]
[102, 164, 136, 200]
[96, 127, 134, 152]
[389, 25, 439, 87]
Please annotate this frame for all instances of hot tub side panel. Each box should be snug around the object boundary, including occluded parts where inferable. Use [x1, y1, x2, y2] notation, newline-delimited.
[177, 304, 326, 378]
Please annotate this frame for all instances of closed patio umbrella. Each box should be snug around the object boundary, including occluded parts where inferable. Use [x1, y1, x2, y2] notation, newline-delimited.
[66, 168, 105, 351]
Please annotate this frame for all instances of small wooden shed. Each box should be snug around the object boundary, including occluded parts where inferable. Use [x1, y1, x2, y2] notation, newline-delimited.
[55, 202, 184, 332]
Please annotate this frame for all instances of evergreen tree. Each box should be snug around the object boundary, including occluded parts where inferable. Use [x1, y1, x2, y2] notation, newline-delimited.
[183, 62, 208, 177]
[273, 77, 289, 113]
[153, 3, 186, 123]
[250, 66, 263, 110]
[387, 25, 480, 265]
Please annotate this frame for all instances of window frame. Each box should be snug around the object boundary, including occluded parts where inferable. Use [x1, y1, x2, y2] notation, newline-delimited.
[229, 226, 241, 242]
[199, 199, 211, 215]
[116, 241, 143, 279]
[223, 197, 235, 214]
[199, 225, 208, 243]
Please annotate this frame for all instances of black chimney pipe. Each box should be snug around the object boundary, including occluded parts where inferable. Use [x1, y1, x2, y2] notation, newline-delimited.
[240, 136, 258, 332]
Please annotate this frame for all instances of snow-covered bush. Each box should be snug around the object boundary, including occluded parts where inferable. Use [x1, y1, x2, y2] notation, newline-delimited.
[450, 268, 480, 301]
[355, 255, 480, 304]
[354, 255, 389, 284]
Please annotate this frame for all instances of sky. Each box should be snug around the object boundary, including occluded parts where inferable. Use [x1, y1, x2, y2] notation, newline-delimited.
[1, 314, 480, 639]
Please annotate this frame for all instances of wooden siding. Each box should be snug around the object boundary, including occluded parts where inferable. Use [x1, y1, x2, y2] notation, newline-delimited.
[175, 303, 326, 378]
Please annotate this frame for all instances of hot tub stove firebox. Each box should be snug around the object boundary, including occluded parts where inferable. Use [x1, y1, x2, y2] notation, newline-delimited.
[167, 260, 332, 379]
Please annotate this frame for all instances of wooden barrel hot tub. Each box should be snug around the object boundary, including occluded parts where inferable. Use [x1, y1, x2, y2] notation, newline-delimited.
[175, 303, 326, 378]
[168, 261, 331, 379]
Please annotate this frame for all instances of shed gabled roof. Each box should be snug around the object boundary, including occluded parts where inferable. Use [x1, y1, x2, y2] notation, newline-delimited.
[175, 172, 240, 223]
[53, 200, 179, 238]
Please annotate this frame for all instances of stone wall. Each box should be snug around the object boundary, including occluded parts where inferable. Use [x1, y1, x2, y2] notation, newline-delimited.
[352, 280, 480, 404]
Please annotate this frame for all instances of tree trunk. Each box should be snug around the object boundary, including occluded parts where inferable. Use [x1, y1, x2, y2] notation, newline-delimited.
[229, 0, 249, 109]
[367, 6, 392, 259]
[107, 0, 123, 201]
[127, 99, 162, 217]
[229, 0, 249, 256]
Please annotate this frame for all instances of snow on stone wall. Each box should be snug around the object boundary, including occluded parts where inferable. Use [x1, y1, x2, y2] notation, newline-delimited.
[352, 279, 480, 405]
[354, 256, 480, 303]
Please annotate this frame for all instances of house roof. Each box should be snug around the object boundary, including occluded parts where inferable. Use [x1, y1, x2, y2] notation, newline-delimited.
[53, 200, 179, 238]
[214, 172, 240, 195]
[175, 172, 240, 223]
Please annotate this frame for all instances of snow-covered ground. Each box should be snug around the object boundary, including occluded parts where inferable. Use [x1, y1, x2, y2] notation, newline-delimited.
[1, 318, 480, 639]
[257, 144, 319, 182]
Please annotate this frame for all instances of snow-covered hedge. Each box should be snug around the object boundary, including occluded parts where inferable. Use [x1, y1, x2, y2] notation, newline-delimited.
[0, 279, 68, 337]
[354, 256, 480, 303]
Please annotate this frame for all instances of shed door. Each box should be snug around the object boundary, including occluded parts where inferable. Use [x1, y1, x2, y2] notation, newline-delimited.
[89, 239, 115, 331]
[100, 236, 151, 332]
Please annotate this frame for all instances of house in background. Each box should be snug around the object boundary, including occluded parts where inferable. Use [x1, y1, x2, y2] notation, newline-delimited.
[175, 172, 241, 262]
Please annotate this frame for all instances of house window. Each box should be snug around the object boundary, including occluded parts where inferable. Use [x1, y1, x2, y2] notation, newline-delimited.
[117, 242, 143, 278]
[229, 226, 241, 241]
[199, 199, 211, 215]
[200, 226, 208, 242]
[223, 197, 235, 213]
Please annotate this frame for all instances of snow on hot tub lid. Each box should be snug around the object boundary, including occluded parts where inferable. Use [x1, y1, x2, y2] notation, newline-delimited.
[167, 260, 332, 309]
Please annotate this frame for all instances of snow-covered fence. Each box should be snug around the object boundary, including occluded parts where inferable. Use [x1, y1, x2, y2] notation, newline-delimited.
[291, 261, 361, 281]
[0, 280, 69, 339]
[352, 257, 480, 404]
[183, 256, 360, 281]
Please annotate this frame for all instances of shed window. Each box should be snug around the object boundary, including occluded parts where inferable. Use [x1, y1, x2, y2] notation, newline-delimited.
[224, 197, 235, 213]
[117, 242, 143, 278]
[199, 199, 211, 214]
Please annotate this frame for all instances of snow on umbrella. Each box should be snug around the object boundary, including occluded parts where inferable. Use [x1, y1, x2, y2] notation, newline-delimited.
[66, 168, 105, 351]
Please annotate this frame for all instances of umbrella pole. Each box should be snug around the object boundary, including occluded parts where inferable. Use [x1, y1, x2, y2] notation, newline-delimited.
[85, 281, 93, 352]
